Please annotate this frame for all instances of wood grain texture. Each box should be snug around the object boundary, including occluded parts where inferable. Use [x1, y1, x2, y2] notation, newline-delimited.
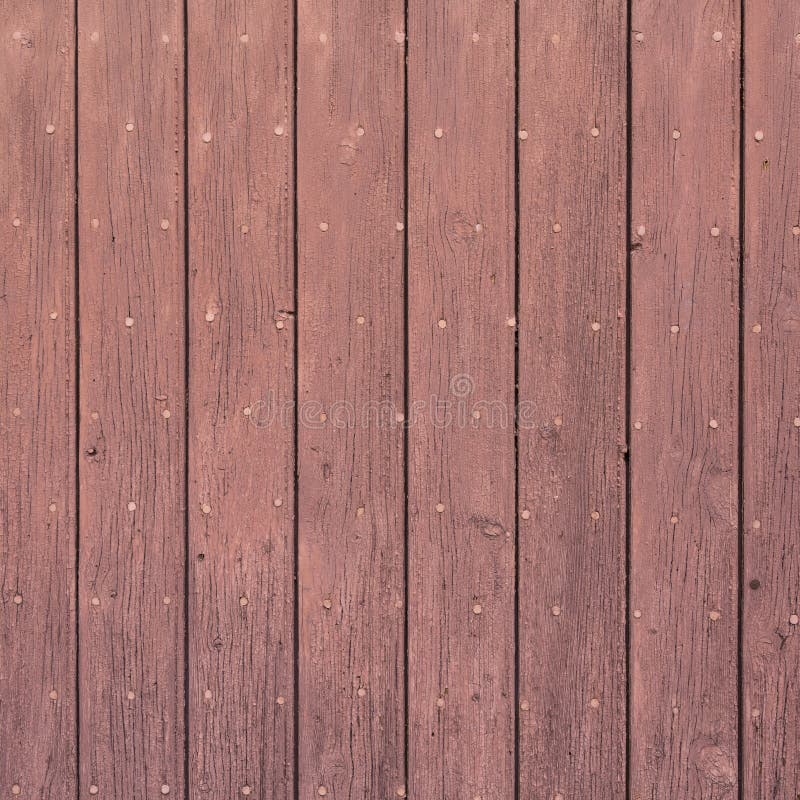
[629, 2, 740, 797]
[407, 4, 515, 798]
[296, 1, 406, 798]
[0, 1, 76, 798]
[517, 2, 627, 797]
[742, 5, 800, 797]
[77, 2, 185, 797]
[187, 2, 295, 798]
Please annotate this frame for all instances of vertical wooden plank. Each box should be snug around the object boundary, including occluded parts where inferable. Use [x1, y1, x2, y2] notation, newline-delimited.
[187, 1, 294, 796]
[629, 2, 740, 796]
[517, 1, 627, 797]
[407, 4, 515, 798]
[742, 6, 800, 797]
[296, 1, 405, 798]
[77, 1, 185, 797]
[0, 2, 76, 798]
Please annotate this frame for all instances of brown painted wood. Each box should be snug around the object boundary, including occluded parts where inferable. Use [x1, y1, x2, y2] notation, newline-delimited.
[0, 1, 76, 797]
[187, 2, 295, 797]
[406, 4, 515, 798]
[742, 6, 800, 797]
[629, 2, 740, 797]
[296, 2, 406, 798]
[77, 3, 185, 798]
[517, 2, 627, 797]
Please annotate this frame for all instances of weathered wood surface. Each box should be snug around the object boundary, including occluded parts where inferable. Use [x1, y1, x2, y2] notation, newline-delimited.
[77, 0, 186, 797]
[0, 1, 76, 798]
[3, 1, 800, 798]
[742, 4, 800, 797]
[407, 3, 516, 798]
[187, 1, 295, 798]
[517, 2, 627, 798]
[296, 1, 406, 798]
[629, 1, 741, 797]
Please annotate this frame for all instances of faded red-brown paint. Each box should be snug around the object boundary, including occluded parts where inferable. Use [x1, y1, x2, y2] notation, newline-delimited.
[1, 1, 799, 799]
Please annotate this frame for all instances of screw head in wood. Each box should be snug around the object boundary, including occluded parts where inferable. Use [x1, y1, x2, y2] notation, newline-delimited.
[239, 33, 249, 43]
[552, 222, 561, 233]
[713, 31, 723, 41]
[472, 604, 482, 615]
[437, 319, 447, 329]
[435, 503, 445, 513]
[394, 31, 405, 44]
[202, 131, 212, 143]
[521, 509, 530, 520]
[434, 128, 444, 138]
[751, 323, 761, 333]
[709, 610, 721, 621]
[633, 609, 642, 618]
[672, 129, 681, 140]
[590, 127, 600, 138]
[709, 419, 719, 429]
[710, 226, 720, 237]
[49, 690, 58, 700]
[518, 130, 529, 140]
[317, 787, 327, 797]
[45, 124, 55, 134]
[790, 615, 799, 625]
[201, 504, 211, 515]
[319, 222, 329, 232]
[125, 317, 134, 327]
[551, 605, 561, 616]
[239, 596, 248, 607]
[754, 130, 764, 142]
[160, 785, 170, 795]
[125, 122, 134, 132]
[160, 219, 170, 230]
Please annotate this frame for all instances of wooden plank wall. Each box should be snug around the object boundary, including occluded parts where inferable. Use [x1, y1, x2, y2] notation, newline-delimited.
[3, 1, 800, 799]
